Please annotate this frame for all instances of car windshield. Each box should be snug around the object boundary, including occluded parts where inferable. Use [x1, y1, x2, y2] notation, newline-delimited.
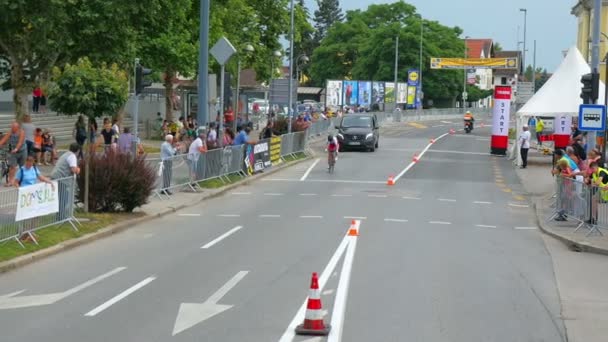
[342, 116, 372, 128]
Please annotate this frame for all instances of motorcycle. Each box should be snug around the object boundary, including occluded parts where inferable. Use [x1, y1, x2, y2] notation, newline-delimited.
[464, 120, 473, 134]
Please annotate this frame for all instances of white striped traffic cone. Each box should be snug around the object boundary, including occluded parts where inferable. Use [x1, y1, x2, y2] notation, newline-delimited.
[295, 272, 331, 336]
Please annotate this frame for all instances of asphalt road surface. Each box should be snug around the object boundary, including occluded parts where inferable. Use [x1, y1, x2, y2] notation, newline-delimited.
[0, 119, 566, 342]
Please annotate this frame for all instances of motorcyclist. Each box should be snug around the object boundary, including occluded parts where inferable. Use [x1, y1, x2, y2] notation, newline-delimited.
[463, 111, 475, 130]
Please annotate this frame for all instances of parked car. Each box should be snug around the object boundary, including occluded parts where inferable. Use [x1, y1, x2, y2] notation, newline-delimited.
[335, 113, 380, 152]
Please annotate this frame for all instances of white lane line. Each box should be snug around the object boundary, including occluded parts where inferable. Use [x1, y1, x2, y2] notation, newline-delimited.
[343, 216, 367, 220]
[300, 215, 323, 219]
[403, 196, 422, 200]
[427, 149, 489, 156]
[264, 178, 386, 184]
[264, 193, 284, 196]
[300, 158, 321, 181]
[473, 201, 493, 205]
[178, 213, 201, 217]
[441, 121, 452, 124]
[231, 192, 252, 195]
[509, 203, 530, 208]
[438, 198, 456, 202]
[279, 229, 352, 342]
[299, 193, 318, 196]
[368, 194, 388, 198]
[322, 289, 335, 295]
[515, 226, 538, 230]
[328, 222, 360, 342]
[332, 194, 353, 197]
[84, 277, 156, 317]
[259, 214, 281, 218]
[201, 226, 243, 249]
[429, 221, 451, 225]
[218, 214, 240, 217]
[301, 337, 323, 342]
[394, 132, 450, 182]
[384, 218, 409, 223]
[476, 224, 497, 229]
[431, 124, 444, 128]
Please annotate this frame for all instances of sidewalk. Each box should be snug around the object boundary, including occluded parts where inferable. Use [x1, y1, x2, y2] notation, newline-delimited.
[516, 147, 608, 254]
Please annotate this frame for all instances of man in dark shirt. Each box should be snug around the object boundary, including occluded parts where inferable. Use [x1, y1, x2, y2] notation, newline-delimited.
[99, 125, 116, 152]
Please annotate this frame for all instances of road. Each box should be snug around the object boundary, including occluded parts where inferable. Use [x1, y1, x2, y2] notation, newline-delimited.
[0, 119, 567, 341]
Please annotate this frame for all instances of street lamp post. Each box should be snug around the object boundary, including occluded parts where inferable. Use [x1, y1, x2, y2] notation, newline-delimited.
[198, 0, 210, 126]
[295, 55, 310, 84]
[463, 36, 469, 110]
[265, 50, 282, 118]
[520, 8, 527, 73]
[287, 0, 295, 133]
[418, 15, 424, 110]
[393, 34, 399, 120]
[234, 44, 254, 132]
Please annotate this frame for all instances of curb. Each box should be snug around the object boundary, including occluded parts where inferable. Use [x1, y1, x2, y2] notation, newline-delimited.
[533, 198, 608, 257]
[0, 155, 312, 274]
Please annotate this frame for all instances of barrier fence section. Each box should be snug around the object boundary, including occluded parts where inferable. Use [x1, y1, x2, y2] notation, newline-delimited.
[0, 175, 79, 247]
[549, 176, 606, 236]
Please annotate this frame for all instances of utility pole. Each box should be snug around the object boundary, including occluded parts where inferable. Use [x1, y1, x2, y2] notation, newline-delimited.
[520, 8, 527, 73]
[197, 0, 210, 126]
[532, 40, 537, 92]
[592, 0, 601, 155]
[287, 0, 295, 133]
[393, 35, 400, 120]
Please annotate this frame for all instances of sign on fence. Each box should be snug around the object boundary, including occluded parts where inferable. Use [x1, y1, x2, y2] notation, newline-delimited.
[16, 182, 59, 222]
[270, 136, 282, 166]
[244, 141, 271, 175]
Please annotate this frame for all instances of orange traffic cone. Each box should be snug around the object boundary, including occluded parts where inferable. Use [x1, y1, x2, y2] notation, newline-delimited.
[347, 220, 359, 236]
[295, 272, 331, 336]
[387, 175, 395, 186]
[413, 153, 419, 162]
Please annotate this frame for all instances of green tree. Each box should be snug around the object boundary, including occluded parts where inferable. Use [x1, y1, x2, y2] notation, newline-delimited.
[310, 1, 465, 103]
[535, 68, 550, 90]
[493, 42, 503, 52]
[291, 0, 316, 84]
[461, 85, 492, 102]
[48, 58, 129, 212]
[313, 0, 344, 45]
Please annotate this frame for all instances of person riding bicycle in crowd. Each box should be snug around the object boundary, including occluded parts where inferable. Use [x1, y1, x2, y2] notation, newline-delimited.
[463, 111, 475, 129]
[326, 134, 339, 169]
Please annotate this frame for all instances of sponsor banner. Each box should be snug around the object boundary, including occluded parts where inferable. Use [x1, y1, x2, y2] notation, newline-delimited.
[491, 86, 512, 155]
[372, 82, 385, 104]
[407, 86, 417, 105]
[244, 140, 271, 175]
[467, 69, 477, 85]
[554, 114, 572, 149]
[343, 81, 359, 106]
[431, 57, 518, 69]
[396, 83, 408, 104]
[385, 82, 395, 103]
[358, 81, 372, 107]
[16, 181, 59, 222]
[326, 80, 343, 106]
[407, 69, 420, 86]
[270, 136, 282, 166]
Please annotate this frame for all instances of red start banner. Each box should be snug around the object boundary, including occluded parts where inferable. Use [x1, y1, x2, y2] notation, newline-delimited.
[491, 86, 512, 155]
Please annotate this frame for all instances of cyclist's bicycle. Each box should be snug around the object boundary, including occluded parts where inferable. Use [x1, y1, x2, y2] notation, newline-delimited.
[327, 150, 337, 173]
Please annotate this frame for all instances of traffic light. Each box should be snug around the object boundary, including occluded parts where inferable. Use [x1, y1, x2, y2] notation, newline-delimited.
[580, 72, 599, 104]
[135, 64, 153, 95]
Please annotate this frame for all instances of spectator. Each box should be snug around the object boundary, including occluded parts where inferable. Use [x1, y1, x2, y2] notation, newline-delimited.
[207, 122, 218, 149]
[89, 118, 98, 144]
[117, 127, 134, 154]
[260, 121, 275, 140]
[572, 137, 587, 161]
[73, 115, 87, 158]
[12, 156, 53, 188]
[186, 123, 197, 141]
[51, 143, 81, 179]
[518, 125, 531, 169]
[161, 120, 169, 137]
[187, 129, 207, 184]
[535, 117, 544, 146]
[160, 134, 179, 196]
[224, 106, 235, 126]
[168, 120, 179, 138]
[99, 123, 116, 152]
[22, 114, 35, 156]
[223, 127, 235, 146]
[233, 125, 248, 145]
[40, 89, 47, 114]
[32, 87, 42, 113]
[111, 119, 120, 138]
[32, 128, 43, 163]
[0, 122, 27, 184]
[41, 129, 57, 165]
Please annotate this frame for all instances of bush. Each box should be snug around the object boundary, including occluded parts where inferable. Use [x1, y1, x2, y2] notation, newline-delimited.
[77, 150, 156, 213]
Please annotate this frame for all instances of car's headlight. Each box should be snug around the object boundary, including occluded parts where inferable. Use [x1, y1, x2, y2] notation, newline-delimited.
[337, 133, 344, 139]
[365, 133, 373, 140]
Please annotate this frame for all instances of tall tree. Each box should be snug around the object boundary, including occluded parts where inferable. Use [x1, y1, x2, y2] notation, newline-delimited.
[292, 0, 315, 84]
[313, 0, 344, 45]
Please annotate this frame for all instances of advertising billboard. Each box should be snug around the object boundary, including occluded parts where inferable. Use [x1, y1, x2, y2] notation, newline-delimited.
[372, 82, 385, 104]
[343, 80, 359, 106]
[358, 81, 372, 107]
[326, 80, 343, 106]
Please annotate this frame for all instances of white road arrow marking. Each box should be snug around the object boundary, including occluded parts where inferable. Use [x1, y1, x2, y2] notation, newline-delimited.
[0, 267, 126, 310]
[172, 270, 249, 336]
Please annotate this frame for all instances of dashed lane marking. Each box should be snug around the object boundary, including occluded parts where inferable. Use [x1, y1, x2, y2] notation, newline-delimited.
[384, 218, 409, 223]
[300, 158, 321, 181]
[218, 214, 240, 217]
[332, 194, 353, 197]
[515, 226, 538, 230]
[429, 221, 451, 225]
[259, 214, 281, 218]
[509, 203, 530, 208]
[473, 201, 493, 205]
[403, 196, 422, 200]
[84, 277, 156, 317]
[344, 216, 367, 220]
[476, 224, 497, 229]
[368, 194, 388, 198]
[178, 213, 201, 217]
[231, 192, 252, 195]
[438, 198, 457, 202]
[201, 226, 243, 249]
[299, 193, 318, 196]
[264, 193, 284, 196]
[300, 215, 323, 219]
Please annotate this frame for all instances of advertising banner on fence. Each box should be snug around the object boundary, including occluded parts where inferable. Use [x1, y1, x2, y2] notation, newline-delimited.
[431, 57, 518, 69]
[245, 141, 271, 175]
[358, 81, 372, 107]
[343, 81, 358, 106]
[270, 136, 282, 166]
[326, 80, 343, 106]
[396, 83, 408, 104]
[16, 181, 59, 222]
[407, 86, 417, 105]
[490, 86, 512, 155]
[372, 82, 385, 104]
[385, 82, 395, 103]
[407, 69, 420, 86]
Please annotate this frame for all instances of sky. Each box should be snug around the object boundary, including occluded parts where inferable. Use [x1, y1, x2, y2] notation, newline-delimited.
[304, 0, 576, 72]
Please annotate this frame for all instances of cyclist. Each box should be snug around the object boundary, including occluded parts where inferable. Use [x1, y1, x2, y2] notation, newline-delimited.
[326, 134, 339, 171]
[463, 111, 474, 130]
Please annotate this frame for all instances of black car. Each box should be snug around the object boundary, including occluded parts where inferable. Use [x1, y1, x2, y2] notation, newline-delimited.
[335, 113, 380, 152]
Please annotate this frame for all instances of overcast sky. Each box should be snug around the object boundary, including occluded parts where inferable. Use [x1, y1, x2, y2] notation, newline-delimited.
[304, 0, 576, 72]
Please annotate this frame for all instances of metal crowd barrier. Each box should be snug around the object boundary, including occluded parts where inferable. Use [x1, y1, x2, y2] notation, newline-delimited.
[549, 176, 605, 236]
[0, 175, 79, 247]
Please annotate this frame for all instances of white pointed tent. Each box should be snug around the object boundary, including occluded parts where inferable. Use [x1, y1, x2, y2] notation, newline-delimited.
[510, 46, 605, 163]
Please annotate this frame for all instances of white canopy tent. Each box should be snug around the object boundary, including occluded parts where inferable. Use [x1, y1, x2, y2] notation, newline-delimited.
[510, 46, 605, 164]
